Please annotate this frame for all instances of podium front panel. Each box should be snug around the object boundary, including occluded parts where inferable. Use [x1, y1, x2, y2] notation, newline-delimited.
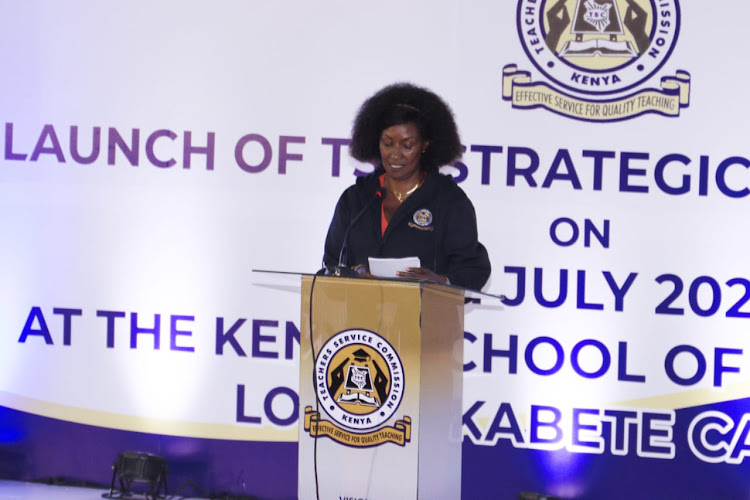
[298, 276, 463, 500]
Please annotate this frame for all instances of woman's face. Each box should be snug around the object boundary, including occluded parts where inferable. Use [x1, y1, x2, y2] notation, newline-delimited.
[379, 122, 428, 181]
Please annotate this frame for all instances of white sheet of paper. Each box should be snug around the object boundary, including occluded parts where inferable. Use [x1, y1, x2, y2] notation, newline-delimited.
[368, 256, 421, 278]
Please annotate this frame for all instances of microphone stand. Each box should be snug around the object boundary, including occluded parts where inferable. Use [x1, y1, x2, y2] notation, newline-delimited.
[328, 187, 385, 277]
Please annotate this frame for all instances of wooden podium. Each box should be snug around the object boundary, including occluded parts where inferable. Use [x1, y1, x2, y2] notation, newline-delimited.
[298, 275, 465, 499]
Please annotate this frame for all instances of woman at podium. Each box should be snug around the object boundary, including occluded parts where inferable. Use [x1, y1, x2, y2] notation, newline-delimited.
[323, 83, 491, 291]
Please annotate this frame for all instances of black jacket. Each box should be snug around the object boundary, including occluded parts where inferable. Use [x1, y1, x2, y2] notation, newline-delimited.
[323, 168, 491, 291]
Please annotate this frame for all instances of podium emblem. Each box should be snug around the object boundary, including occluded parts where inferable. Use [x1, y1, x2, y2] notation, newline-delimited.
[316, 329, 404, 431]
[303, 329, 412, 448]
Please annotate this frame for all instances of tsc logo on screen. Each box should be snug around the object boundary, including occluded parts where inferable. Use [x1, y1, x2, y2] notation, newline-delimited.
[303, 329, 412, 447]
[505, 0, 690, 121]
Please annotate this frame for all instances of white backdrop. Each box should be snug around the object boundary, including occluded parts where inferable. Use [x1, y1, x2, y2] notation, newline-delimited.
[1, 1, 749, 498]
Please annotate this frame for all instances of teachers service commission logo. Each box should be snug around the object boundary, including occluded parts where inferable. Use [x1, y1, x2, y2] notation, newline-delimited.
[505, 0, 690, 121]
[303, 329, 412, 448]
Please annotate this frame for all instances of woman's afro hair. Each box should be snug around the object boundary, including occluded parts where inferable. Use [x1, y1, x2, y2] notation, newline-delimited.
[349, 83, 462, 172]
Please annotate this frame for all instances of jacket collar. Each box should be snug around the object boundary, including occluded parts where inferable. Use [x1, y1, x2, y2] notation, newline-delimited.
[373, 168, 438, 241]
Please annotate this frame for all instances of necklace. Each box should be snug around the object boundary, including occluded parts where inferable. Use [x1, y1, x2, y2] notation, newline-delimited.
[391, 183, 420, 203]
[387, 173, 424, 203]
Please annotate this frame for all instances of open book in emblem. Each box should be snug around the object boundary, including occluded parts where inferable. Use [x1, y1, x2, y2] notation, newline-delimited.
[337, 349, 381, 407]
[559, 0, 638, 57]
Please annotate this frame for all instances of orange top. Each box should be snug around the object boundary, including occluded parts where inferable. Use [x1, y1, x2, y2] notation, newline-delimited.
[379, 173, 425, 237]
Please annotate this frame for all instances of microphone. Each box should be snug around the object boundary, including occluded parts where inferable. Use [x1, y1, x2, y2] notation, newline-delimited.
[331, 187, 386, 277]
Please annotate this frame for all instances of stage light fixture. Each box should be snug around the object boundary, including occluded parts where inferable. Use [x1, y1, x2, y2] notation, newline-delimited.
[103, 451, 168, 499]
[519, 492, 564, 500]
